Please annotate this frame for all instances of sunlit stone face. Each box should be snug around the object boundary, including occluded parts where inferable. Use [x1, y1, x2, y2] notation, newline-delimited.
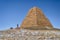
[20, 7, 53, 29]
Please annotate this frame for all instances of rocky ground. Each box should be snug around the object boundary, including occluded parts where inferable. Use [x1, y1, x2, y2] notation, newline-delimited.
[0, 29, 60, 40]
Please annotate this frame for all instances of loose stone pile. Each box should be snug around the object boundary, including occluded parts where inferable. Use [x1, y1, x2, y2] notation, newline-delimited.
[0, 29, 60, 40]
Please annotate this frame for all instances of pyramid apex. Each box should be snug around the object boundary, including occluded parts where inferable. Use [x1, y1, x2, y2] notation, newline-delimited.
[28, 6, 41, 13]
[33, 6, 37, 8]
[32, 6, 39, 9]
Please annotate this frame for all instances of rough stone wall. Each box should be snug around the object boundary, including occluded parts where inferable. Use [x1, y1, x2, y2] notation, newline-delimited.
[0, 29, 60, 40]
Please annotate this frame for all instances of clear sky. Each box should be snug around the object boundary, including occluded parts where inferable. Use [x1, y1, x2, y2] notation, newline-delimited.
[0, 0, 60, 30]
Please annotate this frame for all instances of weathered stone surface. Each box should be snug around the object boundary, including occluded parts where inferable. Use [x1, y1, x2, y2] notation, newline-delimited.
[0, 29, 60, 40]
[20, 7, 53, 29]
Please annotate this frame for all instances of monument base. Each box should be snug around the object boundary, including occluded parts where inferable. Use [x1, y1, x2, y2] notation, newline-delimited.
[0, 29, 60, 40]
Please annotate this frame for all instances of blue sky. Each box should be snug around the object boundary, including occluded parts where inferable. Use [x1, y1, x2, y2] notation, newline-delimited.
[0, 0, 60, 30]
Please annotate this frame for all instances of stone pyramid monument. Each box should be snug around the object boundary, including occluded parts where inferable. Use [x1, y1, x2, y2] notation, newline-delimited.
[0, 7, 60, 40]
[21, 7, 53, 30]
